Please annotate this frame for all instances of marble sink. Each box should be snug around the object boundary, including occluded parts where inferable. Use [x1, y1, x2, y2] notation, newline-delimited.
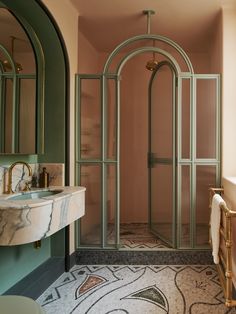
[222, 177, 236, 209]
[7, 189, 63, 200]
[0, 186, 86, 246]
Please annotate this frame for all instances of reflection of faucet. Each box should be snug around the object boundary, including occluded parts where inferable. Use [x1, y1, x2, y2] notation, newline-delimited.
[6, 161, 32, 194]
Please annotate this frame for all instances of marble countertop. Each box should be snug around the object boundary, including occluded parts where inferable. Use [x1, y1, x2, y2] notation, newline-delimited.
[0, 186, 86, 245]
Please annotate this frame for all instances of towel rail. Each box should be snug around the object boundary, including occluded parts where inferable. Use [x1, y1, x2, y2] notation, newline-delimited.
[209, 187, 236, 307]
[219, 250, 226, 269]
[220, 227, 226, 241]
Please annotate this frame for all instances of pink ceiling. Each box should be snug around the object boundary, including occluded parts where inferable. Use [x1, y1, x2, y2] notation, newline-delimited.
[70, 0, 223, 53]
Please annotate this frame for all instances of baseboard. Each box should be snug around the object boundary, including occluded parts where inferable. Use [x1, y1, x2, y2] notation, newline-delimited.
[76, 249, 213, 265]
[4, 257, 65, 300]
[69, 250, 76, 269]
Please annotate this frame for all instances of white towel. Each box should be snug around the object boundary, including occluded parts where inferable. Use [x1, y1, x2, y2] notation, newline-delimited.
[210, 194, 226, 264]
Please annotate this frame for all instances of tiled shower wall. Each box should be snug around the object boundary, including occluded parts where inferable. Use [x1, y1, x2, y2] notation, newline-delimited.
[0, 163, 64, 194]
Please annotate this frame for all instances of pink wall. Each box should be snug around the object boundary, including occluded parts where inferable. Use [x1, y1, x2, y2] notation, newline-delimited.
[38, 0, 232, 251]
[120, 53, 150, 223]
[80, 39, 219, 228]
[77, 31, 103, 243]
[78, 32, 99, 73]
[222, 7, 236, 177]
[118, 51, 215, 225]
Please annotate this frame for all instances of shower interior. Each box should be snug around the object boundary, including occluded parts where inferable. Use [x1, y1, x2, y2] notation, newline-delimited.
[75, 12, 220, 250]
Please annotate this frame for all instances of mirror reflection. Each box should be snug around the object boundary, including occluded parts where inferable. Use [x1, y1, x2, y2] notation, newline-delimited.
[0, 8, 36, 154]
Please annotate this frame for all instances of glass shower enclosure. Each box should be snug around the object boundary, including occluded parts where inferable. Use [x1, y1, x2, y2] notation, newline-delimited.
[75, 34, 221, 250]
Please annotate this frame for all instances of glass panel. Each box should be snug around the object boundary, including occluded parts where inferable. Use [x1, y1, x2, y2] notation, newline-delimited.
[150, 164, 173, 243]
[181, 166, 191, 247]
[106, 79, 116, 160]
[19, 79, 36, 153]
[120, 53, 149, 226]
[80, 164, 101, 246]
[149, 63, 175, 247]
[196, 165, 216, 247]
[151, 64, 173, 158]
[0, 8, 38, 155]
[196, 79, 217, 159]
[181, 79, 190, 159]
[4, 79, 13, 153]
[80, 79, 101, 159]
[106, 164, 116, 245]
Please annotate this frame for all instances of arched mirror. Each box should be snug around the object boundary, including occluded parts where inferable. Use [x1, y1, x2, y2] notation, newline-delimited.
[0, 7, 44, 154]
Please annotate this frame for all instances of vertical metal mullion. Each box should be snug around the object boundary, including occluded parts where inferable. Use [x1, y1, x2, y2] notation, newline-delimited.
[11, 75, 16, 153]
[216, 76, 221, 183]
[177, 77, 182, 248]
[75, 76, 80, 247]
[15, 77, 20, 153]
[148, 70, 152, 229]
[101, 76, 105, 248]
[191, 76, 196, 248]
[216, 76, 221, 189]
[0, 76, 5, 152]
[177, 165, 182, 247]
[76, 163, 82, 246]
[75, 75, 81, 163]
[75, 75, 81, 247]
[172, 72, 176, 248]
[116, 76, 121, 248]
[102, 76, 107, 248]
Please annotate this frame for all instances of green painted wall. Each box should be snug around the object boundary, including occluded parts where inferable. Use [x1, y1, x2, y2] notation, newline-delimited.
[0, 239, 50, 294]
[0, 155, 38, 165]
[0, 0, 67, 294]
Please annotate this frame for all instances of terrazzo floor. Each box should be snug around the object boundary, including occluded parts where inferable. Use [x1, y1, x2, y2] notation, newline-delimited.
[80, 223, 169, 249]
[118, 223, 171, 249]
[81, 223, 209, 250]
[37, 264, 236, 314]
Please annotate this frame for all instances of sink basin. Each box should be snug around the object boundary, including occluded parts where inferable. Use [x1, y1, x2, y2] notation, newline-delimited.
[7, 189, 63, 200]
[0, 186, 86, 246]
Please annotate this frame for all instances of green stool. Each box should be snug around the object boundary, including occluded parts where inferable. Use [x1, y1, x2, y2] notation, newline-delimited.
[0, 295, 45, 314]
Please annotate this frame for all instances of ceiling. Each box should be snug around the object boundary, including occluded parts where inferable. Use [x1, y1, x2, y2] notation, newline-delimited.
[71, 0, 232, 53]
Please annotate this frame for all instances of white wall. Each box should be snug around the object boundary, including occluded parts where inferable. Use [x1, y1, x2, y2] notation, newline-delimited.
[210, 11, 223, 74]
[222, 6, 236, 177]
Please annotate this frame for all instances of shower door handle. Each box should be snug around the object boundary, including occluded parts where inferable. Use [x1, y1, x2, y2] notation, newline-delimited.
[148, 152, 155, 168]
[148, 152, 173, 168]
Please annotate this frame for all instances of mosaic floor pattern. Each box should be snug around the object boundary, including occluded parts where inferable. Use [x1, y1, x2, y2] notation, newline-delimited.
[82, 223, 209, 250]
[119, 223, 171, 249]
[37, 265, 236, 314]
[81, 223, 170, 250]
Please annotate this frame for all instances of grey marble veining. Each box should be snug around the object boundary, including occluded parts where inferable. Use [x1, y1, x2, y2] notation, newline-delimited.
[0, 164, 38, 194]
[0, 163, 64, 195]
[0, 186, 85, 246]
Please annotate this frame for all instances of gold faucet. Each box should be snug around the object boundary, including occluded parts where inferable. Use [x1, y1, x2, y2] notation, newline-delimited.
[6, 161, 32, 194]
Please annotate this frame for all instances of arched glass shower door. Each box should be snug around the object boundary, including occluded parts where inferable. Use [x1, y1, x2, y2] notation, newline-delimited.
[148, 61, 177, 248]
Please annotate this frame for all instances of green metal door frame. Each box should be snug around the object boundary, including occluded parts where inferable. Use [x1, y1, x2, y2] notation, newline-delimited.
[177, 74, 221, 248]
[148, 60, 178, 248]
